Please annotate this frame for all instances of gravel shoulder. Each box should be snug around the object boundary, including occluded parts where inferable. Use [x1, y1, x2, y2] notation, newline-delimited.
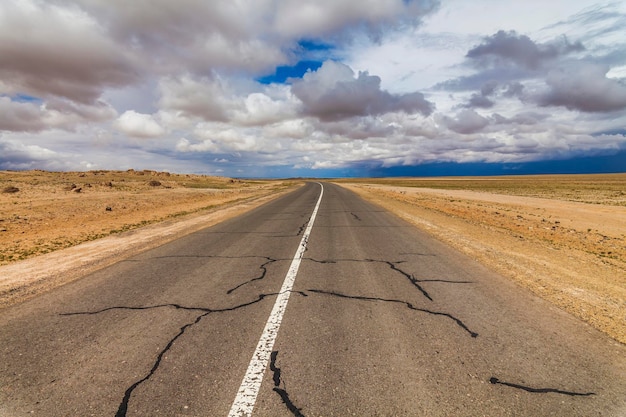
[338, 182, 626, 345]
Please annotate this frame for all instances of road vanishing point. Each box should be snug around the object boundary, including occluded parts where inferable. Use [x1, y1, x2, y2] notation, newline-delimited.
[1, 182, 625, 416]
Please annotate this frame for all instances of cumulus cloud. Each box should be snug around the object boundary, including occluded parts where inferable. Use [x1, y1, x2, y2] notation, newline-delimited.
[441, 109, 490, 134]
[158, 75, 238, 122]
[463, 80, 529, 109]
[263, 119, 314, 139]
[0, 0, 137, 104]
[449, 25, 626, 118]
[233, 85, 300, 126]
[463, 81, 499, 109]
[313, 117, 396, 140]
[438, 31, 590, 102]
[46, 0, 438, 77]
[158, 75, 299, 127]
[114, 110, 165, 138]
[538, 63, 626, 112]
[177, 122, 285, 155]
[0, 137, 62, 170]
[0, 98, 46, 132]
[0, 97, 117, 132]
[466, 94, 495, 109]
[292, 60, 434, 121]
[466, 30, 584, 70]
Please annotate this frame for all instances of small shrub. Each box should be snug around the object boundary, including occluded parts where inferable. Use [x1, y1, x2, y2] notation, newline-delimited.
[2, 186, 19, 194]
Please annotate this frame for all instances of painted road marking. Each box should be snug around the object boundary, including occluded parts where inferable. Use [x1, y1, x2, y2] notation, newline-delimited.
[228, 183, 324, 417]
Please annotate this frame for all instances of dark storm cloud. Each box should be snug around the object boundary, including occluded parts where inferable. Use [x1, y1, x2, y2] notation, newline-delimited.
[466, 30, 584, 70]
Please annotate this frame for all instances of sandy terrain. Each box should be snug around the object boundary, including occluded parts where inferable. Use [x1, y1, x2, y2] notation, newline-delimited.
[0, 170, 299, 307]
[338, 174, 626, 345]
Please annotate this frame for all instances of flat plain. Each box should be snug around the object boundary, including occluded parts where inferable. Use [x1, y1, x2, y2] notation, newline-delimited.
[337, 174, 626, 344]
[1, 171, 624, 345]
[0, 170, 294, 265]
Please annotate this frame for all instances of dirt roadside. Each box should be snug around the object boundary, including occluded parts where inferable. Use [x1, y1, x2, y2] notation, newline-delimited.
[338, 182, 626, 345]
[0, 170, 300, 308]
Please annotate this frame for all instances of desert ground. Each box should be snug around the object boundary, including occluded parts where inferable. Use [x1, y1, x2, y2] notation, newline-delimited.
[0, 170, 298, 307]
[1, 171, 624, 345]
[337, 174, 626, 344]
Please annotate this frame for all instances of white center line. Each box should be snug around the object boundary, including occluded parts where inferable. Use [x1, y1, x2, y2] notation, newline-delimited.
[227, 182, 324, 417]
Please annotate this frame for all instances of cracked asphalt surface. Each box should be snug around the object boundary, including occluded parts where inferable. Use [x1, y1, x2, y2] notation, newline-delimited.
[1, 182, 625, 416]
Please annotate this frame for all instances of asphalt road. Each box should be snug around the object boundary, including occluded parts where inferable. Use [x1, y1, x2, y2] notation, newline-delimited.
[1, 182, 625, 416]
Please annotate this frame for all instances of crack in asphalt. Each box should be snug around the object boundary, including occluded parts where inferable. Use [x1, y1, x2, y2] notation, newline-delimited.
[227, 257, 277, 294]
[61, 293, 281, 417]
[55, 235, 595, 416]
[489, 377, 595, 396]
[303, 257, 472, 302]
[270, 351, 305, 417]
[144, 255, 460, 305]
[306, 289, 479, 338]
[113, 312, 209, 417]
[350, 212, 361, 221]
[377, 259, 433, 301]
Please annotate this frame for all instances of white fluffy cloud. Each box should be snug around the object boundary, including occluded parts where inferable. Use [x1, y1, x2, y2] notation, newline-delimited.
[114, 110, 165, 138]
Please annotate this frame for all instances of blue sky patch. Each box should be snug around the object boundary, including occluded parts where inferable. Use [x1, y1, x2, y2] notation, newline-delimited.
[14, 93, 42, 103]
[257, 60, 324, 84]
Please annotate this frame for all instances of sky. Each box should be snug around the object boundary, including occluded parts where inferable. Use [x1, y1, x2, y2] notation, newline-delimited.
[1, 0, 625, 177]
